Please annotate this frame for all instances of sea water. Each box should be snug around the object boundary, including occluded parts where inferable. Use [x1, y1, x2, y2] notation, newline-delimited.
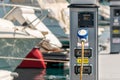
[14, 68, 69, 80]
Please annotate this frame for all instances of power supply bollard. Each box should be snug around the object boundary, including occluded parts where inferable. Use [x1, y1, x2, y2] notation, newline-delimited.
[110, 0, 120, 54]
[69, 0, 98, 80]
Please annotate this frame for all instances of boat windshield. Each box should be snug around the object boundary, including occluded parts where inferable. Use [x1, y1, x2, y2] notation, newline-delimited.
[0, 0, 41, 18]
[0, 1, 12, 18]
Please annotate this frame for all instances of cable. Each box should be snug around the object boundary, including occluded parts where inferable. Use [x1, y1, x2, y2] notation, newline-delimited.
[0, 56, 68, 63]
[80, 41, 85, 80]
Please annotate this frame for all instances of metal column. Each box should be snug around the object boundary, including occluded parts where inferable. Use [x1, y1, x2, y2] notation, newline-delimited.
[69, 0, 98, 80]
[110, 0, 120, 54]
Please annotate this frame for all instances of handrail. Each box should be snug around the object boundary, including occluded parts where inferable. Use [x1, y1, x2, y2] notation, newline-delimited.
[3, 7, 16, 19]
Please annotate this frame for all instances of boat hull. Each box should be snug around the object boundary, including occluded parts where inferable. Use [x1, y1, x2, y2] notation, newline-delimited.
[0, 38, 41, 71]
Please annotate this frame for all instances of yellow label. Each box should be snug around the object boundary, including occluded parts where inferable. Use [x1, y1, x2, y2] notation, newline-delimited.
[77, 58, 89, 64]
[113, 30, 119, 34]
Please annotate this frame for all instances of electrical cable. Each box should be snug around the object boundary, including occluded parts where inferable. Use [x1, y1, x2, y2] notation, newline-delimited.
[80, 41, 85, 80]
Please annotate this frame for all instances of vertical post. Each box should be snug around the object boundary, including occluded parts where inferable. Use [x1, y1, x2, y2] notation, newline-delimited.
[68, 0, 98, 80]
[110, 0, 120, 54]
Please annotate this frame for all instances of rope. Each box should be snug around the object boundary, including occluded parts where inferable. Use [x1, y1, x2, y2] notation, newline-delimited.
[0, 56, 68, 63]
[80, 41, 85, 80]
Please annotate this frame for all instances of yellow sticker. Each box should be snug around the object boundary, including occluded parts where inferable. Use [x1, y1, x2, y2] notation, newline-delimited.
[113, 30, 119, 34]
[77, 58, 89, 64]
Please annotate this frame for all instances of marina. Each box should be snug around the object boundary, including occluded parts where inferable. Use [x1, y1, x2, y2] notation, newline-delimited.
[1, 0, 120, 80]
[0, 0, 70, 79]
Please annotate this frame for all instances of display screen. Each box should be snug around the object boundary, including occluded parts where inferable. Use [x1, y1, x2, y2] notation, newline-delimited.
[83, 14, 91, 21]
[78, 12, 94, 27]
